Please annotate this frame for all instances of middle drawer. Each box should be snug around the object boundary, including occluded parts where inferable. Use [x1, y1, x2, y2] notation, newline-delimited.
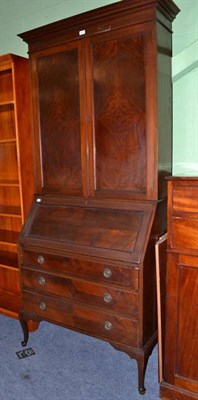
[21, 268, 139, 319]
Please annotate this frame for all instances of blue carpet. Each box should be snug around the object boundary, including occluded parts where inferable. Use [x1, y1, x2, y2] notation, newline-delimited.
[0, 314, 159, 399]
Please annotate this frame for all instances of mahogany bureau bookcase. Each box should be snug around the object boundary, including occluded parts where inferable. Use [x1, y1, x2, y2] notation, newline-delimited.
[18, 0, 179, 394]
[160, 177, 198, 400]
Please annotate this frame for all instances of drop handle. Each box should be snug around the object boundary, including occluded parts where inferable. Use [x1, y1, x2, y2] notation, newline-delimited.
[39, 302, 46, 310]
[103, 293, 112, 303]
[104, 321, 113, 331]
[103, 268, 112, 279]
[38, 276, 46, 286]
[37, 255, 45, 265]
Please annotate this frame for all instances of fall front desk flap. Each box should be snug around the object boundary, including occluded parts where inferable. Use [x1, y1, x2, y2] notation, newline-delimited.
[19, 197, 156, 264]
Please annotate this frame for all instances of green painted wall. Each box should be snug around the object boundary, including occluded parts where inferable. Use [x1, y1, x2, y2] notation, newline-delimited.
[172, 0, 198, 175]
[0, 0, 121, 56]
[0, 0, 197, 175]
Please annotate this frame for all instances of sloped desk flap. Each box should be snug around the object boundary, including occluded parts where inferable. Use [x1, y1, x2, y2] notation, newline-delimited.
[20, 198, 156, 264]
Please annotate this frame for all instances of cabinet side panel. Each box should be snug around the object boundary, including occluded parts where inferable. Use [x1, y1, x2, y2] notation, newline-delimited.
[157, 22, 173, 198]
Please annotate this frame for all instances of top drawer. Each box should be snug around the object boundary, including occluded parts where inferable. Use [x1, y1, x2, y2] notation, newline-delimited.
[172, 186, 198, 214]
[22, 250, 138, 290]
[168, 179, 198, 254]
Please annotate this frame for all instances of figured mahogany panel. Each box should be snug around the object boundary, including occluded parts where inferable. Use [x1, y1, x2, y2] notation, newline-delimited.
[91, 32, 146, 195]
[21, 268, 138, 318]
[37, 49, 82, 194]
[29, 205, 142, 250]
[173, 186, 198, 213]
[22, 250, 137, 288]
[22, 198, 156, 262]
[176, 264, 198, 382]
[172, 218, 198, 251]
[23, 290, 139, 347]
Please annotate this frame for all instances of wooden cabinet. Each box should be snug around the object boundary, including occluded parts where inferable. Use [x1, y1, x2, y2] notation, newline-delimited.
[160, 177, 198, 400]
[18, 0, 179, 394]
[0, 54, 34, 319]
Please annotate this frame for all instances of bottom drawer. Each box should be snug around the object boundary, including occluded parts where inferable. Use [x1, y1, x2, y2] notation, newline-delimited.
[22, 291, 138, 347]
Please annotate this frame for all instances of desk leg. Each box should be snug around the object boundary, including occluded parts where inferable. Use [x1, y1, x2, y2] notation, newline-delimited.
[19, 313, 29, 347]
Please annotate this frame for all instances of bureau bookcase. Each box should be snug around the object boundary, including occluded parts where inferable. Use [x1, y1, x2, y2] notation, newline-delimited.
[0, 54, 34, 318]
[18, 0, 179, 394]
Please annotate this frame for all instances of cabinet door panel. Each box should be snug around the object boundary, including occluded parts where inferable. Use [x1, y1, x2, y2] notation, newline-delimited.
[87, 30, 146, 198]
[176, 264, 198, 382]
[36, 44, 85, 195]
[164, 253, 198, 395]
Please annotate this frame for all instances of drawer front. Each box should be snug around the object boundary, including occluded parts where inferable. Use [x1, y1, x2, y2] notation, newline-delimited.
[22, 250, 138, 289]
[172, 217, 198, 251]
[22, 291, 139, 347]
[21, 268, 138, 318]
[173, 186, 198, 214]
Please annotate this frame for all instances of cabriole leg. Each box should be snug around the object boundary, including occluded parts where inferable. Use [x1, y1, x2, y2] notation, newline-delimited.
[19, 313, 29, 347]
[136, 352, 149, 395]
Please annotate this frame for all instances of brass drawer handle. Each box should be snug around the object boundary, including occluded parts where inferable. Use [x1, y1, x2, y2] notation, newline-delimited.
[103, 268, 112, 279]
[37, 255, 45, 265]
[38, 276, 46, 286]
[104, 321, 113, 331]
[104, 293, 112, 303]
[39, 301, 46, 310]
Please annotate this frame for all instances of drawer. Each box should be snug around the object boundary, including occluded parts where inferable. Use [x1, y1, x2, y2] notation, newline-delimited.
[173, 186, 198, 214]
[22, 250, 138, 289]
[172, 217, 198, 251]
[21, 268, 139, 318]
[22, 291, 139, 347]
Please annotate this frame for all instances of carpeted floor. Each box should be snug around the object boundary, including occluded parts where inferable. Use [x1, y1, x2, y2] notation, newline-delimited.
[0, 314, 160, 400]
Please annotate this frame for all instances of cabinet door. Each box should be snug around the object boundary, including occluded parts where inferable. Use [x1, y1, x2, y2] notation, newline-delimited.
[86, 27, 157, 200]
[164, 253, 198, 395]
[31, 41, 87, 196]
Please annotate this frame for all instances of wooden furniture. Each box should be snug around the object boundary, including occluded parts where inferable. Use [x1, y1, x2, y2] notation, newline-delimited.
[0, 54, 34, 319]
[160, 177, 198, 400]
[18, 0, 179, 394]
[155, 233, 167, 383]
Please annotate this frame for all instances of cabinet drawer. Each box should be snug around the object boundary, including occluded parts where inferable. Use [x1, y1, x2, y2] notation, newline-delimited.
[22, 291, 139, 347]
[22, 250, 138, 289]
[173, 186, 198, 214]
[21, 268, 138, 318]
[172, 217, 198, 251]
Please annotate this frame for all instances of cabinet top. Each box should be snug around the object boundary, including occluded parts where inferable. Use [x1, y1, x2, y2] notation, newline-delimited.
[0, 53, 27, 63]
[18, 0, 179, 52]
[167, 175, 198, 181]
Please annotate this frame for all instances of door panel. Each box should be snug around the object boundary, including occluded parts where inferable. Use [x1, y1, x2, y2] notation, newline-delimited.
[35, 43, 86, 195]
[176, 264, 198, 382]
[87, 30, 147, 198]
